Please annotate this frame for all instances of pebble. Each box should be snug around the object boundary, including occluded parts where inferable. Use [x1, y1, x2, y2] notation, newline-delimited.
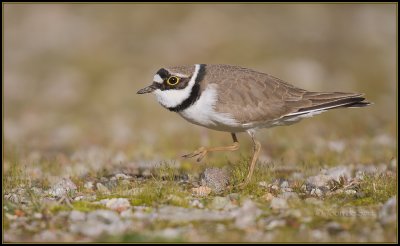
[344, 189, 356, 195]
[191, 186, 212, 197]
[156, 206, 233, 223]
[84, 181, 94, 190]
[280, 181, 289, 188]
[33, 213, 43, 219]
[310, 188, 323, 197]
[113, 173, 132, 180]
[279, 192, 299, 200]
[189, 199, 205, 209]
[262, 193, 275, 201]
[69, 210, 132, 237]
[98, 198, 131, 212]
[265, 219, 286, 230]
[96, 183, 110, 194]
[379, 196, 396, 226]
[269, 184, 279, 191]
[120, 209, 134, 219]
[258, 181, 269, 188]
[325, 221, 343, 235]
[69, 210, 86, 222]
[200, 168, 230, 193]
[48, 178, 77, 197]
[210, 196, 231, 210]
[270, 197, 288, 210]
[307, 166, 352, 187]
[232, 199, 262, 229]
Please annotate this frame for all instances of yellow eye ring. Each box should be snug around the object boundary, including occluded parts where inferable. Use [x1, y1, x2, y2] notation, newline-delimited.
[166, 76, 180, 86]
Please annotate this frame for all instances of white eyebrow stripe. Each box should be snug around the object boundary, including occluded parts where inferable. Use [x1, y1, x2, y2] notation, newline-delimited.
[153, 74, 163, 83]
[171, 72, 189, 78]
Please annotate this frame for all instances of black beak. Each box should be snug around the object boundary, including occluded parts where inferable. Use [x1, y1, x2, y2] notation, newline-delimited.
[137, 84, 156, 94]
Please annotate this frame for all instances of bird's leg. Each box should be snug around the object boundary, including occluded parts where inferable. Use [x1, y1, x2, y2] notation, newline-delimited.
[182, 133, 239, 162]
[238, 131, 261, 188]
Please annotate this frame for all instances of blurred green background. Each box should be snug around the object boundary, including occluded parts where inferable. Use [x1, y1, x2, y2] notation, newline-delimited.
[4, 3, 396, 166]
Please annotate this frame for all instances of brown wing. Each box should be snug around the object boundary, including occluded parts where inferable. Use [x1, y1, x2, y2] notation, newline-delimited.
[209, 65, 369, 124]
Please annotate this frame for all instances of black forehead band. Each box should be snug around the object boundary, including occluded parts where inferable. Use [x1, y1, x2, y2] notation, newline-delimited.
[156, 68, 170, 79]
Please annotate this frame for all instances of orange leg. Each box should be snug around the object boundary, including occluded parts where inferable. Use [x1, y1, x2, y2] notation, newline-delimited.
[183, 133, 239, 162]
[238, 131, 261, 188]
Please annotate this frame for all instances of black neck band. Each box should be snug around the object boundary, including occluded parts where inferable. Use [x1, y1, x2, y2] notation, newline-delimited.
[168, 64, 206, 112]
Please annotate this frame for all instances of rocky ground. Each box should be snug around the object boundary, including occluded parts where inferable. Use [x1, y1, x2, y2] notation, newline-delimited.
[3, 147, 397, 242]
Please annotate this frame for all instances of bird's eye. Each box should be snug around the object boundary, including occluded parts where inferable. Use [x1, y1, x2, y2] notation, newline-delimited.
[166, 76, 180, 86]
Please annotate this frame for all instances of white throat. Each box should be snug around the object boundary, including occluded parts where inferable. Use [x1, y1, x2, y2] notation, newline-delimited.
[154, 64, 200, 109]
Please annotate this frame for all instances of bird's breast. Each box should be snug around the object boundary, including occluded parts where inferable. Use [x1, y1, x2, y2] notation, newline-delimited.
[178, 85, 244, 132]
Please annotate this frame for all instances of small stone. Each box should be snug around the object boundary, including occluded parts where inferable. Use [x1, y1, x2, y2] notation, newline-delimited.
[269, 184, 279, 191]
[307, 175, 331, 188]
[191, 186, 212, 197]
[189, 199, 204, 209]
[270, 197, 288, 210]
[310, 188, 323, 197]
[158, 228, 184, 239]
[280, 181, 289, 188]
[96, 183, 110, 194]
[48, 178, 77, 197]
[307, 166, 352, 187]
[345, 189, 356, 195]
[33, 213, 43, 219]
[210, 196, 231, 210]
[156, 206, 233, 222]
[281, 187, 293, 192]
[379, 196, 396, 226]
[120, 209, 134, 218]
[232, 199, 262, 229]
[279, 192, 299, 200]
[265, 219, 286, 230]
[71, 210, 132, 237]
[111, 173, 132, 181]
[84, 182, 94, 190]
[34, 230, 59, 241]
[325, 221, 343, 235]
[69, 210, 86, 221]
[98, 198, 131, 212]
[258, 181, 269, 188]
[74, 196, 85, 201]
[262, 193, 275, 201]
[200, 168, 230, 193]
[5, 194, 20, 203]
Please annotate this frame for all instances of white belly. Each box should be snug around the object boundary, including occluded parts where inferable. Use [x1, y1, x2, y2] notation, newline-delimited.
[178, 85, 244, 132]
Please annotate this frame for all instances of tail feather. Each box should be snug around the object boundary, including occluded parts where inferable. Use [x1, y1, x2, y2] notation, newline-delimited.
[285, 92, 371, 117]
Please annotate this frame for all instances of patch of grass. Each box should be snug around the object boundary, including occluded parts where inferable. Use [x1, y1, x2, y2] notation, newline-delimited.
[357, 173, 397, 204]
[229, 155, 274, 196]
[49, 204, 72, 213]
[72, 201, 105, 212]
[3, 159, 31, 191]
[129, 162, 191, 207]
[99, 232, 185, 243]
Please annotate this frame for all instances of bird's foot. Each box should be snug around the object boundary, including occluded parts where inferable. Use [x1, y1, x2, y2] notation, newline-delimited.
[182, 147, 208, 162]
